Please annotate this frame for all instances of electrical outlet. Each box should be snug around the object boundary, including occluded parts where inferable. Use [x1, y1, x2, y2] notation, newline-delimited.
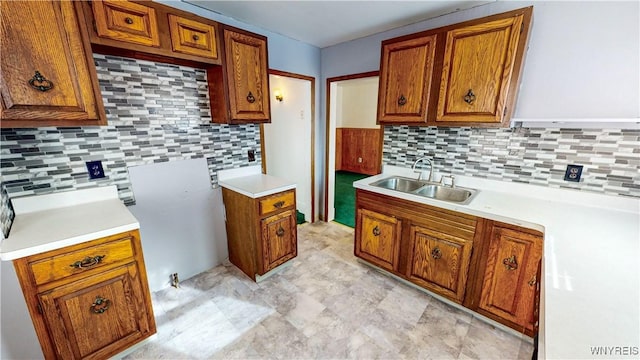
[358, 157, 363, 163]
[564, 164, 583, 182]
[85, 160, 105, 179]
[248, 149, 255, 162]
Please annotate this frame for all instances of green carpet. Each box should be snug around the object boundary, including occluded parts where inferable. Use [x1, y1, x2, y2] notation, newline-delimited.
[334, 171, 370, 228]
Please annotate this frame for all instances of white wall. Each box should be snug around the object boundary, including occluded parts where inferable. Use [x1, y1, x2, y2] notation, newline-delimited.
[336, 77, 380, 129]
[264, 75, 313, 222]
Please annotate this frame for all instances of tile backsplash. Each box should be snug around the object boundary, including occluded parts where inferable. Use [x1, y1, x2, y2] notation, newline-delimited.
[383, 126, 639, 198]
[0, 54, 260, 237]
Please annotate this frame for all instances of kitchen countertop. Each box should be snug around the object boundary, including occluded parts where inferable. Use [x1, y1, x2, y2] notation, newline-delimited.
[0, 186, 139, 261]
[218, 166, 296, 198]
[354, 166, 640, 360]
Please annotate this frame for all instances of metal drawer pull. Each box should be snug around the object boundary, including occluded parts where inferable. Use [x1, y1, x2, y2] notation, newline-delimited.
[70, 255, 105, 269]
[372, 226, 381, 236]
[192, 34, 200, 41]
[528, 275, 536, 287]
[246, 91, 256, 103]
[503, 255, 518, 271]
[273, 201, 285, 209]
[276, 226, 285, 237]
[463, 89, 476, 104]
[431, 247, 442, 260]
[90, 296, 111, 314]
[28, 71, 54, 92]
[124, 17, 134, 24]
[397, 94, 407, 106]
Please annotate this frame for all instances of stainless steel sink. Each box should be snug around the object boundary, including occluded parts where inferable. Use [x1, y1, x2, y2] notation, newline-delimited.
[369, 176, 478, 205]
[413, 184, 476, 204]
[369, 176, 424, 192]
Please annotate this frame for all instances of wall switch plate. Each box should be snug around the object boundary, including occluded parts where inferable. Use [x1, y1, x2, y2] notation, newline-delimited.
[564, 164, 583, 182]
[248, 149, 255, 162]
[86, 160, 105, 179]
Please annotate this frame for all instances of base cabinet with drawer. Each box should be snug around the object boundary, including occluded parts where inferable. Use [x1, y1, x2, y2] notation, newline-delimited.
[355, 189, 543, 336]
[222, 188, 298, 280]
[12, 230, 156, 359]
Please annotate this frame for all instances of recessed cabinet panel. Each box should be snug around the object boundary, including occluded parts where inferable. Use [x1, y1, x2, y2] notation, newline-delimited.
[223, 29, 270, 122]
[436, 15, 524, 123]
[92, 0, 161, 47]
[377, 35, 436, 123]
[168, 14, 218, 59]
[0, 1, 105, 127]
[39, 264, 151, 359]
[261, 210, 297, 272]
[479, 225, 542, 331]
[355, 208, 401, 272]
[407, 225, 472, 302]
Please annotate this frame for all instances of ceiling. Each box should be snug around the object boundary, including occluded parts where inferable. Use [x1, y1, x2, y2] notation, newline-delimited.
[183, 1, 494, 48]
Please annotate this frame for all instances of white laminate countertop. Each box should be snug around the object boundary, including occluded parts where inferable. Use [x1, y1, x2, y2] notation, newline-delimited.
[218, 166, 296, 198]
[354, 166, 640, 360]
[0, 186, 139, 261]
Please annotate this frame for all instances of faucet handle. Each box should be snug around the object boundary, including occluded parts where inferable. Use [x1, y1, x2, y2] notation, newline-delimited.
[440, 175, 456, 188]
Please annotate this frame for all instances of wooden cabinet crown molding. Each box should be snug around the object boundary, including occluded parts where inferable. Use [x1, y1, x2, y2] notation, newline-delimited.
[377, 6, 533, 128]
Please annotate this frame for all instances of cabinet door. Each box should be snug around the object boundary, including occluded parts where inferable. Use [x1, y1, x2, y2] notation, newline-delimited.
[355, 208, 401, 272]
[377, 34, 436, 123]
[436, 15, 524, 124]
[406, 224, 472, 302]
[92, 0, 160, 47]
[223, 29, 270, 122]
[261, 210, 297, 273]
[479, 225, 542, 331]
[39, 263, 153, 359]
[0, 1, 105, 127]
[168, 14, 218, 59]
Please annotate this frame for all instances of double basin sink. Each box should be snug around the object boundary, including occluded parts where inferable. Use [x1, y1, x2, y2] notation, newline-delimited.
[369, 176, 478, 205]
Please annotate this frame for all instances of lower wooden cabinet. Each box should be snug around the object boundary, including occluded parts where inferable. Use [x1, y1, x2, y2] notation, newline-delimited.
[477, 223, 543, 333]
[354, 208, 402, 272]
[222, 188, 298, 280]
[13, 230, 156, 359]
[406, 224, 473, 302]
[354, 189, 543, 336]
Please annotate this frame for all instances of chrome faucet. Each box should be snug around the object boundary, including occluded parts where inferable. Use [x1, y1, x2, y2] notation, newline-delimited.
[412, 157, 433, 182]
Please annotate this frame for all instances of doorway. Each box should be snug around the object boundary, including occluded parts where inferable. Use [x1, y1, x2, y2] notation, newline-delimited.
[262, 70, 315, 223]
[324, 72, 381, 225]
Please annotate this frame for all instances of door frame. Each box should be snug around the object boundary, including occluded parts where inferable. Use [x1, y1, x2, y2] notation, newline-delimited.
[324, 71, 380, 222]
[261, 69, 316, 222]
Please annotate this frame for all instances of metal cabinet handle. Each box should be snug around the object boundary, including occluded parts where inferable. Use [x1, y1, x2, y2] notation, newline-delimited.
[372, 225, 381, 236]
[397, 94, 407, 106]
[90, 296, 111, 314]
[70, 255, 105, 269]
[464, 89, 476, 104]
[431, 247, 442, 260]
[28, 71, 54, 92]
[192, 34, 200, 41]
[246, 91, 256, 103]
[276, 226, 285, 237]
[528, 275, 536, 287]
[273, 201, 285, 209]
[503, 255, 518, 271]
[125, 17, 134, 24]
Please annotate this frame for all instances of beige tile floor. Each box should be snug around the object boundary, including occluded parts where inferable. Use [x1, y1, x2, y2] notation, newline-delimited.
[125, 222, 534, 359]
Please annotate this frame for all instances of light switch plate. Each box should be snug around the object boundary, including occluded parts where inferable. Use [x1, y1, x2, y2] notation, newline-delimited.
[86, 160, 105, 179]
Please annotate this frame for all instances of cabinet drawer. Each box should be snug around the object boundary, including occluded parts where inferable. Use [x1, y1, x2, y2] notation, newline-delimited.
[29, 235, 135, 286]
[259, 190, 295, 215]
[92, 0, 160, 47]
[168, 14, 218, 59]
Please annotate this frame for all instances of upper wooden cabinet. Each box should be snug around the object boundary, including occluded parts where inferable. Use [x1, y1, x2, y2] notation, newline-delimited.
[208, 27, 271, 124]
[0, 1, 106, 128]
[377, 34, 436, 123]
[81, 0, 221, 65]
[92, 0, 161, 47]
[436, 15, 526, 125]
[377, 6, 532, 127]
